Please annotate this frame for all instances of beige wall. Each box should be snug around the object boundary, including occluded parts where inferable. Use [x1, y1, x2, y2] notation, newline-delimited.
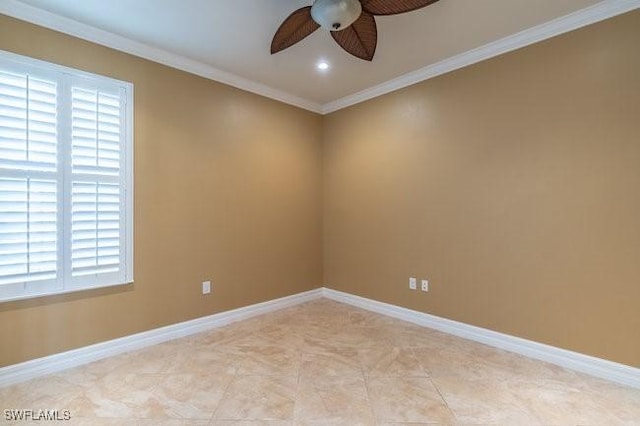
[0, 15, 323, 367]
[324, 10, 640, 367]
[1, 10, 639, 369]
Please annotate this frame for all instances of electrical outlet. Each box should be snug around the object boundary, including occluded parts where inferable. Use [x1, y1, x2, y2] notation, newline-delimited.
[421, 279, 429, 292]
[202, 281, 211, 295]
[409, 277, 417, 290]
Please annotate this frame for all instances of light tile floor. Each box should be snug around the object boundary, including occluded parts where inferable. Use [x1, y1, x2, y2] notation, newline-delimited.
[1, 299, 639, 425]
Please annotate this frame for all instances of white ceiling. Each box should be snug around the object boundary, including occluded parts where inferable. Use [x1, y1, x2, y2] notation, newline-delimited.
[2, 0, 636, 112]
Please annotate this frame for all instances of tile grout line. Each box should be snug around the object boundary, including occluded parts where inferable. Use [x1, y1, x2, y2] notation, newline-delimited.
[207, 359, 238, 423]
[292, 342, 305, 423]
[361, 370, 380, 426]
[357, 342, 381, 426]
[429, 374, 460, 425]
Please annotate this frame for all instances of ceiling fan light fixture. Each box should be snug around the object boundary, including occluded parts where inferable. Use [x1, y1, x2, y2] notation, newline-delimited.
[271, 0, 441, 61]
[311, 0, 362, 31]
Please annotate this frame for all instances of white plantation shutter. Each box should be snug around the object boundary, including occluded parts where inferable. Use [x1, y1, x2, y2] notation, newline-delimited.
[0, 71, 57, 172]
[71, 88, 121, 175]
[69, 85, 126, 287]
[0, 51, 133, 302]
[0, 69, 61, 299]
[71, 182, 121, 278]
[0, 178, 58, 285]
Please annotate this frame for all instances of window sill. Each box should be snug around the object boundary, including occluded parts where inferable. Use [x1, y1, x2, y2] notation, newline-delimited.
[0, 280, 134, 304]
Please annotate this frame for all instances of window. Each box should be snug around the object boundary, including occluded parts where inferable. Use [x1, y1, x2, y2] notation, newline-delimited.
[0, 51, 133, 302]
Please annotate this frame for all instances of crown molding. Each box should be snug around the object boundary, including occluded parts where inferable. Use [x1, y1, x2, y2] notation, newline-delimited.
[1, 1, 638, 115]
[321, 0, 640, 114]
[0, 0, 323, 114]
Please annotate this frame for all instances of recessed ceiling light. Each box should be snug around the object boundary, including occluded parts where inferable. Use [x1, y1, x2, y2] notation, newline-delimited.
[317, 61, 330, 71]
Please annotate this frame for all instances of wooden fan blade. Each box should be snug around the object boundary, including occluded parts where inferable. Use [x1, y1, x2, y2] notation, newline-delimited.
[271, 6, 320, 54]
[361, 0, 441, 16]
[331, 12, 377, 61]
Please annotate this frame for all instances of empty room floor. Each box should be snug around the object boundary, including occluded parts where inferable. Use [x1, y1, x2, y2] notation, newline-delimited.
[1, 299, 639, 425]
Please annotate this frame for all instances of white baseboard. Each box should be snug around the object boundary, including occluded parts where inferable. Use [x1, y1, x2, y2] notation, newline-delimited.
[322, 288, 640, 389]
[2, 286, 637, 390]
[0, 288, 323, 388]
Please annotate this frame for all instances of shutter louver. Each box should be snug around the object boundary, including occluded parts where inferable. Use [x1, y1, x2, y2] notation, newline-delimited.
[0, 70, 57, 172]
[0, 68, 58, 288]
[0, 178, 57, 285]
[71, 182, 121, 277]
[71, 86, 123, 280]
[72, 88, 121, 176]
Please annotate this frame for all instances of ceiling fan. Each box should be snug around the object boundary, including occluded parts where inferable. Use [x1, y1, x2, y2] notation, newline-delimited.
[271, 0, 441, 61]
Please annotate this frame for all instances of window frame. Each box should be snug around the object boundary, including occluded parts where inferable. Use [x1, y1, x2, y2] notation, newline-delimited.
[0, 50, 134, 303]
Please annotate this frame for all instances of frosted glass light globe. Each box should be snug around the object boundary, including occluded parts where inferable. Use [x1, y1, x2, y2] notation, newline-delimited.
[311, 0, 363, 31]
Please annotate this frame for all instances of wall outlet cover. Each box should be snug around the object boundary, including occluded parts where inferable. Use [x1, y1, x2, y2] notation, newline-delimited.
[409, 277, 417, 290]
